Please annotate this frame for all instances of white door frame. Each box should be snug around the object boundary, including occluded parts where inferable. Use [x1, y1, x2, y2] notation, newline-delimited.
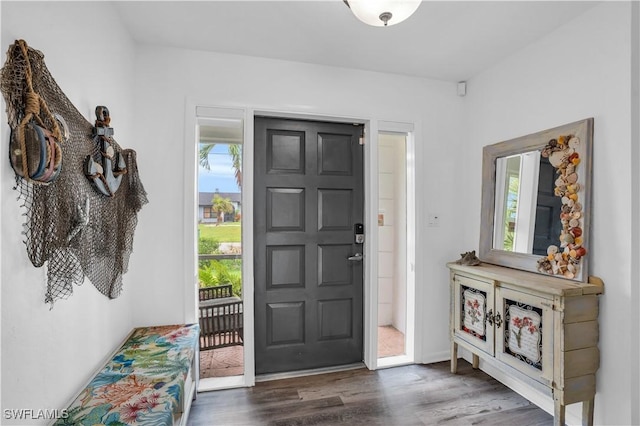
[366, 121, 417, 370]
[184, 100, 419, 389]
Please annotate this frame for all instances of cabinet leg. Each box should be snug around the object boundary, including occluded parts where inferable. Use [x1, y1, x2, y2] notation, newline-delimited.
[554, 399, 566, 426]
[451, 341, 458, 374]
[582, 398, 594, 426]
[472, 353, 479, 369]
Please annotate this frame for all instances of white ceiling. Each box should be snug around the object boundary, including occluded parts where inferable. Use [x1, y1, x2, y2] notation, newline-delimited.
[113, 1, 599, 82]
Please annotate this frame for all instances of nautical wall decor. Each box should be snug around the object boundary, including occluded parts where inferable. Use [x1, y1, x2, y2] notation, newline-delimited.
[0, 40, 148, 305]
[85, 106, 127, 196]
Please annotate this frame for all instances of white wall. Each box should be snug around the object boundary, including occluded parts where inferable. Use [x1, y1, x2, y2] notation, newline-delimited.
[128, 45, 465, 362]
[377, 133, 408, 333]
[632, 2, 640, 425]
[1, 2, 137, 423]
[464, 3, 636, 424]
[378, 135, 395, 327]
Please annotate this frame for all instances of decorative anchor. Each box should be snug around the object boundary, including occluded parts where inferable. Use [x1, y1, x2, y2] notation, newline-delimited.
[84, 106, 127, 196]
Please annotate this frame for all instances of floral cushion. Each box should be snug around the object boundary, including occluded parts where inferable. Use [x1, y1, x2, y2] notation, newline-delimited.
[56, 324, 199, 426]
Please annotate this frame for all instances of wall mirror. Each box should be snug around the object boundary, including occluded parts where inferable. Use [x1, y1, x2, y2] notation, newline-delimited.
[479, 118, 593, 282]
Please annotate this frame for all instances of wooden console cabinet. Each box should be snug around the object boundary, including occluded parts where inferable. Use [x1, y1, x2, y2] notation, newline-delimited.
[447, 262, 603, 426]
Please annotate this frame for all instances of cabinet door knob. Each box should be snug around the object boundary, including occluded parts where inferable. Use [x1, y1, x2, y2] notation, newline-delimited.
[494, 312, 503, 328]
[486, 309, 494, 326]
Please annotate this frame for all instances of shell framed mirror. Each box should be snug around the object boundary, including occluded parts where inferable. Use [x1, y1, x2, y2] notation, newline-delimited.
[479, 118, 593, 282]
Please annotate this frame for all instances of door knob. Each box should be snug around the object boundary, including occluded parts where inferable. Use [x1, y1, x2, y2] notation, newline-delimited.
[348, 253, 363, 261]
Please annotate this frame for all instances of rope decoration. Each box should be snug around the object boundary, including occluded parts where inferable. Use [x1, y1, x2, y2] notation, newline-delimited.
[1, 40, 148, 306]
[9, 40, 64, 185]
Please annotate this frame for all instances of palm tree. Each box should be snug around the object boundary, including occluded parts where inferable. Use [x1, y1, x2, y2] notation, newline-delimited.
[212, 194, 234, 225]
[199, 143, 242, 188]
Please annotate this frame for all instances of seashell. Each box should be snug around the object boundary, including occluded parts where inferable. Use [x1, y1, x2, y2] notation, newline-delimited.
[571, 227, 583, 238]
[561, 233, 574, 245]
[555, 253, 563, 262]
[566, 163, 575, 175]
[572, 211, 582, 220]
[567, 263, 577, 273]
[562, 198, 575, 209]
[547, 245, 559, 256]
[575, 236, 584, 246]
[568, 136, 580, 149]
[568, 152, 579, 163]
[569, 218, 579, 228]
[569, 249, 577, 258]
[566, 173, 578, 184]
[549, 150, 566, 167]
[576, 246, 587, 257]
[564, 270, 575, 279]
[573, 202, 582, 212]
[561, 204, 572, 213]
[555, 177, 565, 187]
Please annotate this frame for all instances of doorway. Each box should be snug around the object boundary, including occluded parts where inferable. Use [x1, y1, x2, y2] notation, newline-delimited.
[376, 131, 414, 367]
[253, 116, 365, 375]
[196, 114, 246, 385]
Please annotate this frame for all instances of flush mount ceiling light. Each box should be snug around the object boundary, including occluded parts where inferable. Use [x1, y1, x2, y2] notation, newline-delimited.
[344, 0, 421, 27]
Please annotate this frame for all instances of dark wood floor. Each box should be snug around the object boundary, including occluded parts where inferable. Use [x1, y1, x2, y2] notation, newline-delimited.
[187, 360, 553, 425]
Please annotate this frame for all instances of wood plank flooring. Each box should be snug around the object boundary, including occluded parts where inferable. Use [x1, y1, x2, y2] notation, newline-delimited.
[187, 360, 553, 425]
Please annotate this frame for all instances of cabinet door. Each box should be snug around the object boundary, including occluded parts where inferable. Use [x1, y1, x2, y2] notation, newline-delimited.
[495, 287, 553, 387]
[453, 274, 495, 356]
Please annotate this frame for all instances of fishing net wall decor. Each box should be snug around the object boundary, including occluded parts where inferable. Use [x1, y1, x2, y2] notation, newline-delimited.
[1, 40, 148, 305]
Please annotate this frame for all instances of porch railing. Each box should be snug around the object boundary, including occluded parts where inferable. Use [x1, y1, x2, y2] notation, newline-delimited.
[198, 254, 243, 351]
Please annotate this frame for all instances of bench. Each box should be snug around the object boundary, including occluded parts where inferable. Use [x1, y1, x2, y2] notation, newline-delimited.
[54, 324, 199, 426]
[198, 285, 243, 350]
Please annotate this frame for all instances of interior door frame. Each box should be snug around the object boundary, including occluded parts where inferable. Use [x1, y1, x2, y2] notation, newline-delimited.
[184, 100, 419, 388]
[368, 122, 417, 370]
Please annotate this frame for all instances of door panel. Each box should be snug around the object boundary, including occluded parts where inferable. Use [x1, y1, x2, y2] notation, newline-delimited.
[254, 117, 364, 375]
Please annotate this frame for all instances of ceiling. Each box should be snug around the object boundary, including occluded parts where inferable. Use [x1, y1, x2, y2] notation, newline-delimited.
[113, 1, 598, 82]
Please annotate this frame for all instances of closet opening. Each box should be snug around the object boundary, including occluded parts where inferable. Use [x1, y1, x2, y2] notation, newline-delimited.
[376, 131, 415, 367]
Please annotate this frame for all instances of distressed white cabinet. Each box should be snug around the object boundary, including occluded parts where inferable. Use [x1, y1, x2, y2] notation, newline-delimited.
[447, 262, 603, 426]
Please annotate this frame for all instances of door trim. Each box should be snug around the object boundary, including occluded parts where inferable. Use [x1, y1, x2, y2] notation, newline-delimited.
[184, 101, 255, 391]
[184, 101, 419, 388]
[364, 121, 417, 371]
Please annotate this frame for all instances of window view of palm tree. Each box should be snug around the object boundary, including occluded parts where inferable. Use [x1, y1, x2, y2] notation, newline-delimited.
[197, 120, 245, 379]
[198, 142, 242, 297]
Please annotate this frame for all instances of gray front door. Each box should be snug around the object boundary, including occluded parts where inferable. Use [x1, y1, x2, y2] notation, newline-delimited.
[254, 117, 364, 375]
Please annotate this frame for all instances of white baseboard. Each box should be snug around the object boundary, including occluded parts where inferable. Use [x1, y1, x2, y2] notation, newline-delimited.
[420, 350, 451, 364]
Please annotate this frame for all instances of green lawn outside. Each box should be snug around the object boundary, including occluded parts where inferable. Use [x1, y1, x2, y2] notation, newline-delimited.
[198, 222, 242, 243]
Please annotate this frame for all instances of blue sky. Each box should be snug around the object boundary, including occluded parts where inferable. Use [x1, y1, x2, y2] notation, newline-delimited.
[198, 144, 241, 193]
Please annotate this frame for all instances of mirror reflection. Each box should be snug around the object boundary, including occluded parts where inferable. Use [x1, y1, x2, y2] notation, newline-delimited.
[479, 117, 592, 282]
[493, 151, 562, 255]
